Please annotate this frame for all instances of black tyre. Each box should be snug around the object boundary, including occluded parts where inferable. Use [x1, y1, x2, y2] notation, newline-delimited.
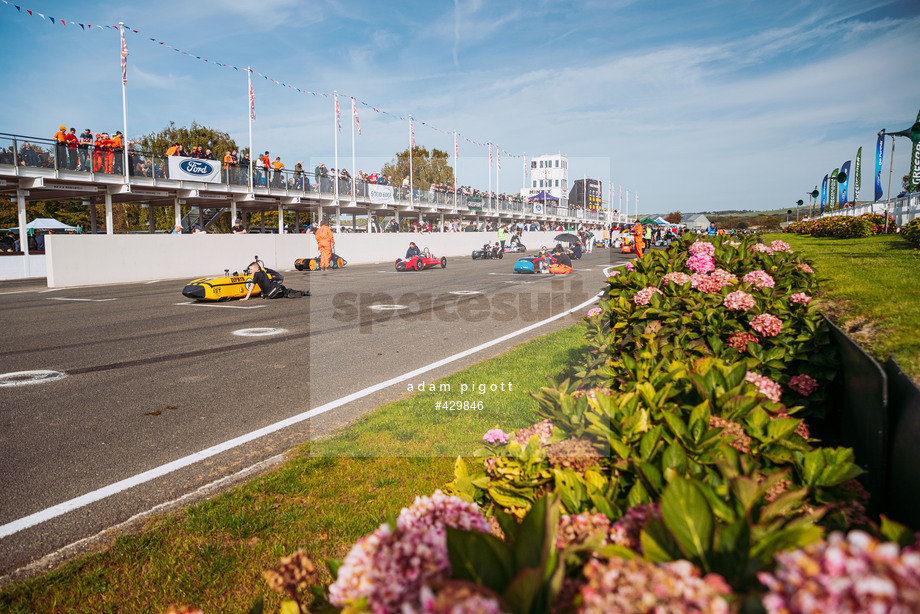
[440, 257, 447, 268]
[396, 260, 407, 272]
[498, 251, 503, 259]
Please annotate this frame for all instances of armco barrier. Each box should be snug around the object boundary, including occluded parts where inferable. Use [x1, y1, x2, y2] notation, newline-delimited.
[821, 315, 888, 518]
[884, 357, 920, 529]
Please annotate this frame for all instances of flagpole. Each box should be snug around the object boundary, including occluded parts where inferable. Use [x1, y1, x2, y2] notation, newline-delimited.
[350, 98, 356, 203]
[248, 67, 253, 191]
[488, 142, 492, 212]
[453, 131, 458, 211]
[334, 91, 339, 208]
[119, 22, 129, 184]
[408, 115, 414, 207]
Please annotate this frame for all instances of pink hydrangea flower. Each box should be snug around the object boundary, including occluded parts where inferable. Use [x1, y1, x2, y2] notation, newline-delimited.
[770, 240, 792, 253]
[609, 503, 661, 553]
[690, 272, 736, 294]
[743, 269, 776, 289]
[788, 374, 819, 397]
[727, 331, 760, 350]
[790, 292, 811, 305]
[751, 243, 774, 255]
[483, 429, 510, 445]
[662, 272, 692, 286]
[586, 307, 603, 318]
[745, 371, 782, 403]
[688, 241, 716, 256]
[686, 253, 716, 274]
[329, 491, 490, 612]
[512, 419, 554, 446]
[723, 290, 756, 311]
[796, 263, 815, 273]
[625, 262, 635, 272]
[728, 241, 742, 247]
[633, 286, 664, 305]
[759, 531, 920, 614]
[579, 557, 731, 614]
[751, 313, 783, 337]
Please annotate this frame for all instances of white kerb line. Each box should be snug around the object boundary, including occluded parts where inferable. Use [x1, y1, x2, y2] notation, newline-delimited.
[0, 291, 605, 539]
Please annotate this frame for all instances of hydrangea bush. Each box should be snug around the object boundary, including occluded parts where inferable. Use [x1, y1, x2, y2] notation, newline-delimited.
[250, 235, 918, 613]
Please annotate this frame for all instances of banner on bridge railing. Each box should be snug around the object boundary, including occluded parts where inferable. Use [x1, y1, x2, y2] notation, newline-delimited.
[368, 184, 396, 205]
[167, 157, 222, 183]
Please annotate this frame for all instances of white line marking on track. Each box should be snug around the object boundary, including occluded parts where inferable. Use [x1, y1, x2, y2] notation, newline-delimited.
[0, 290, 40, 296]
[233, 327, 288, 337]
[0, 291, 603, 539]
[174, 301, 265, 309]
[0, 370, 68, 387]
[47, 297, 118, 302]
[369, 304, 408, 311]
[449, 291, 482, 295]
[37, 288, 65, 293]
[144, 280, 162, 285]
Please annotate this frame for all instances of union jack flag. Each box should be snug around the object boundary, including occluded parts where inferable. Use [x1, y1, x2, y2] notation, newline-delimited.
[454, 131, 458, 159]
[352, 98, 361, 136]
[489, 143, 493, 168]
[248, 71, 255, 120]
[497, 147, 501, 171]
[410, 116, 415, 148]
[335, 93, 341, 132]
[120, 28, 129, 85]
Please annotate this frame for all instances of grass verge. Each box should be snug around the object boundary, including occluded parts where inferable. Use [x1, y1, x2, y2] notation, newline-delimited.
[0, 323, 590, 614]
[768, 233, 920, 381]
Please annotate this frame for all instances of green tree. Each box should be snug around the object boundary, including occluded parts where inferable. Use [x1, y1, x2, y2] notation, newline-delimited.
[380, 146, 454, 191]
[664, 210, 682, 224]
[133, 121, 240, 159]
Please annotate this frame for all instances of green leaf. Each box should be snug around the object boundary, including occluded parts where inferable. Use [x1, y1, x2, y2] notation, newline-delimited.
[660, 477, 715, 571]
[446, 527, 514, 593]
[502, 567, 547, 614]
[246, 598, 264, 614]
[880, 516, 916, 548]
[640, 517, 683, 563]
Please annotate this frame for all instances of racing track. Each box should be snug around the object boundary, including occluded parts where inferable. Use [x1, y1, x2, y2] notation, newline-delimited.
[0, 247, 626, 580]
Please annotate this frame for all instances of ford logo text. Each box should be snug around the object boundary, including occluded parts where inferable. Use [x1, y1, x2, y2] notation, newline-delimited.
[179, 159, 215, 175]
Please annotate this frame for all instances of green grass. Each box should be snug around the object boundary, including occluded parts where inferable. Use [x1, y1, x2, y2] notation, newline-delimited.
[0, 323, 589, 614]
[768, 233, 920, 380]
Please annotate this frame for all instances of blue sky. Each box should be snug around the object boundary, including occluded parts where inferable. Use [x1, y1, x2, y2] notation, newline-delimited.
[1, 0, 918, 213]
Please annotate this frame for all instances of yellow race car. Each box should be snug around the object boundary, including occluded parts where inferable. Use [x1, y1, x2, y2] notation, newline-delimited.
[182, 257, 283, 301]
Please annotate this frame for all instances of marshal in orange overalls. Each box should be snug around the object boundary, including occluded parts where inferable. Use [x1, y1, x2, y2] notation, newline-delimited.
[633, 222, 645, 258]
[314, 221, 334, 270]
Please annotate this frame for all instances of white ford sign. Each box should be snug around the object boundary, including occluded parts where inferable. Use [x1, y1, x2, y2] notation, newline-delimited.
[167, 157, 222, 183]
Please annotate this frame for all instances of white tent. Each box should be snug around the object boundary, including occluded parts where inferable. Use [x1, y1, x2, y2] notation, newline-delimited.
[9, 218, 80, 232]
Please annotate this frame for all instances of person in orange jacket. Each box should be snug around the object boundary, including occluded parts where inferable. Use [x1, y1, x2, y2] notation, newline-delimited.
[53, 124, 67, 169]
[314, 218, 335, 271]
[633, 222, 645, 258]
[112, 131, 125, 174]
[271, 156, 284, 187]
[98, 132, 115, 174]
[92, 133, 105, 172]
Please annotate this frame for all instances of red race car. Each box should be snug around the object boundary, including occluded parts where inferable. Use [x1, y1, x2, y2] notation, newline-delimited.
[395, 247, 447, 272]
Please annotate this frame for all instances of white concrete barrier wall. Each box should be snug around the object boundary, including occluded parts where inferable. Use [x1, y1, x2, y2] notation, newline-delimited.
[0, 254, 47, 281]
[44, 231, 565, 287]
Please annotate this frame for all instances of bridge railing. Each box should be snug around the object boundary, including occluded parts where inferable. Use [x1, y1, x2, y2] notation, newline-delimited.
[0, 131, 610, 222]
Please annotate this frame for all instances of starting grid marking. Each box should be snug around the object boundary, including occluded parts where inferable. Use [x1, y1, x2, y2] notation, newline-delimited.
[47, 297, 118, 302]
[174, 301, 265, 309]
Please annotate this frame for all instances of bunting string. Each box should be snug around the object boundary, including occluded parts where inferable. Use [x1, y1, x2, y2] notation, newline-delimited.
[0, 0, 526, 159]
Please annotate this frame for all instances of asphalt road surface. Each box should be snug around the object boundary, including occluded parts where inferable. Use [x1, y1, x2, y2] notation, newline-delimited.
[0, 246, 626, 580]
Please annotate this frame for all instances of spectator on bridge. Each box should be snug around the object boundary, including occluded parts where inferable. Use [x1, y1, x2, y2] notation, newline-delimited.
[293, 161, 304, 189]
[203, 148, 216, 161]
[112, 131, 125, 174]
[19, 141, 40, 167]
[170, 224, 182, 234]
[223, 150, 237, 184]
[79, 129, 94, 171]
[53, 125, 67, 169]
[272, 156, 284, 187]
[238, 151, 250, 185]
[260, 152, 271, 186]
[64, 128, 80, 170]
[231, 219, 247, 234]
